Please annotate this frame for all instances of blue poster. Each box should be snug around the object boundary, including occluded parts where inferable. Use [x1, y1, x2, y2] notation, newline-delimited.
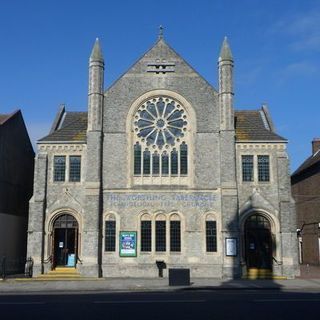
[67, 254, 76, 267]
[120, 231, 137, 257]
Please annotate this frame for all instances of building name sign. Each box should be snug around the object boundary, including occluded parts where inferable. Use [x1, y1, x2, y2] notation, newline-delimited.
[106, 193, 217, 209]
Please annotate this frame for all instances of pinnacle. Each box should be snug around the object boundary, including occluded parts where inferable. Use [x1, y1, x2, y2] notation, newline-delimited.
[219, 36, 233, 61]
[90, 38, 104, 62]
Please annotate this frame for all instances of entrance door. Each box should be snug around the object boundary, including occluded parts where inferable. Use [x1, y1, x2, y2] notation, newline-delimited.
[245, 214, 273, 269]
[53, 214, 78, 268]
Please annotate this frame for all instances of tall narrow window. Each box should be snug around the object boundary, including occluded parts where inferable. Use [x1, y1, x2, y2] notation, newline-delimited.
[134, 143, 141, 175]
[170, 215, 181, 252]
[53, 156, 66, 182]
[180, 143, 188, 175]
[242, 155, 253, 182]
[143, 150, 150, 175]
[258, 155, 270, 182]
[171, 149, 178, 175]
[141, 218, 152, 252]
[69, 156, 81, 182]
[105, 219, 116, 252]
[156, 218, 166, 252]
[161, 152, 169, 175]
[152, 152, 160, 175]
[206, 220, 217, 252]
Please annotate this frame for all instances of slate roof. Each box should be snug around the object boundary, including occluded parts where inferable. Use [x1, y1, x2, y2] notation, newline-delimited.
[39, 112, 87, 142]
[235, 110, 286, 142]
[39, 108, 286, 143]
[291, 151, 320, 177]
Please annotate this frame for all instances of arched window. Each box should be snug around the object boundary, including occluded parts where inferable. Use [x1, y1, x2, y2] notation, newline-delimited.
[155, 214, 166, 252]
[105, 214, 116, 252]
[140, 214, 152, 252]
[170, 214, 181, 252]
[134, 143, 141, 175]
[206, 215, 217, 252]
[180, 143, 188, 175]
[133, 96, 189, 180]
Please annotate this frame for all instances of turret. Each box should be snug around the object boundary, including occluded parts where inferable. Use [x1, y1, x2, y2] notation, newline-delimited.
[218, 37, 234, 130]
[88, 38, 104, 132]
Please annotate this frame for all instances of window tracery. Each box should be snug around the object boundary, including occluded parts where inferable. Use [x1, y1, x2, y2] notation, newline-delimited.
[133, 96, 189, 178]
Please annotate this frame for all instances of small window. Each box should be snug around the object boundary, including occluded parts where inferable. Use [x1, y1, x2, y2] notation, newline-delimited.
[170, 218, 181, 252]
[206, 220, 217, 252]
[242, 155, 253, 182]
[180, 143, 188, 175]
[143, 150, 151, 175]
[171, 149, 178, 175]
[258, 155, 270, 182]
[105, 220, 116, 252]
[53, 156, 66, 182]
[155, 220, 166, 252]
[161, 152, 169, 175]
[134, 143, 141, 175]
[152, 152, 160, 175]
[69, 156, 81, 182]
[141, 220, 152, 252]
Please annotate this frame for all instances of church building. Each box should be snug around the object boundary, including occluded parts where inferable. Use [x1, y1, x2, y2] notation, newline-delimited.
[27, 32, 299, 279]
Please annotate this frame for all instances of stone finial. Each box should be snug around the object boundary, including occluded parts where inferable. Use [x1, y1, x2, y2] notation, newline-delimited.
[219, 36, 233, 61]
[158, 25, 164, 40]
[90, 38, 104, 62]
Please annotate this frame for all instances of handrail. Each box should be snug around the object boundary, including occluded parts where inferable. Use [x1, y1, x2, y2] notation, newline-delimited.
[43, 255, 52, 264]
[272, 256, 283, 265]
[77, 256, 83, 264]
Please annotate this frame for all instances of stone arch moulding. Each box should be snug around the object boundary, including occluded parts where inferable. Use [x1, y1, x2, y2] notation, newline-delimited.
[126, 89, 197, 133]
[239, 208, 282, 264]
[46, 207, 82, 235]
[126, 90, 196, 187]
[239, 208, 280, 235]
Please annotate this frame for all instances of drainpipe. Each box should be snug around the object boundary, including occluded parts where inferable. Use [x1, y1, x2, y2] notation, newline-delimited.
[97, 132, 104, 278]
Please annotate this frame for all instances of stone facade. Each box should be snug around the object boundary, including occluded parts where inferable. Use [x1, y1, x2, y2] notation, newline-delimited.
[27, 35, 299, 278]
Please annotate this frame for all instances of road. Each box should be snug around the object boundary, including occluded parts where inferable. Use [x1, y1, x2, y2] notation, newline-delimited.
[0, 289, 319, 320]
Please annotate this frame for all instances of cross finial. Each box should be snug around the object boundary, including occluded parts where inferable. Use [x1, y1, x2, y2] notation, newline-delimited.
[158, 25, 164, 39]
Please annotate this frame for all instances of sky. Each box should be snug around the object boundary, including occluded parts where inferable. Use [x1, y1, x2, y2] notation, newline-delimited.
[0, 0, 319, 172]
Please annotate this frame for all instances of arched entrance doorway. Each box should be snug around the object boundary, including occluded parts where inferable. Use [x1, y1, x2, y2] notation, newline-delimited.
[244, 214, 273, 270]
[52, 214, 78, 268]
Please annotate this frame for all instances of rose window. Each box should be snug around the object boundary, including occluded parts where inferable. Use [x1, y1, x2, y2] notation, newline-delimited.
[133, 96, 189, 178]
[134, 97, 188, 148]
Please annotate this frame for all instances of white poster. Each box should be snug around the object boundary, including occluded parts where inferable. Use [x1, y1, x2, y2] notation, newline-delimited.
[225, 238, 237, 256]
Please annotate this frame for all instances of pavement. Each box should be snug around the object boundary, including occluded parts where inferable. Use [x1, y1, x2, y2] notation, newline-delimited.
[1, 264, 319, 294]
[1, 277, 320, 294]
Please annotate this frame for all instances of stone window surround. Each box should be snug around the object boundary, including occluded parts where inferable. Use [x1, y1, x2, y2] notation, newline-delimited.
[51, 154, 82, 184]
[139, 212, 183, 254]
[126, 89, 196, 187]
[240, 153, 272, 184]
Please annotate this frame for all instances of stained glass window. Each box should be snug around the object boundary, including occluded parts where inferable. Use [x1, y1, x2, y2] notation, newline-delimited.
[54, 156, 66, 182]
[133, 96, 189, 178]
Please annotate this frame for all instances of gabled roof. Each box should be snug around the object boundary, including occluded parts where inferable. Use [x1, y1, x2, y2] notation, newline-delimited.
[291, 151, 320, 177]
[106, 37, 217, 94]
[235, 109, 286, 142]
[0, 110, 20, 125]
[39, 111, 87, 143]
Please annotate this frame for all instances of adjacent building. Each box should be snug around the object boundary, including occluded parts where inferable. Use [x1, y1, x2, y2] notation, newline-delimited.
[292, 139, 320, 265]
[27, 34, 299, 278]
[0, 110, 34, 264]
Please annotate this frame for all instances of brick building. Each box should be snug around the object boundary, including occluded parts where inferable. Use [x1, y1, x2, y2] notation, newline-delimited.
[291, 139, 320, 265]
[27, 34, 299, 279]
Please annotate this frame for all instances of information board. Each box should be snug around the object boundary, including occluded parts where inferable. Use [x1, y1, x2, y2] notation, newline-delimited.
[119, 231, 137, 257]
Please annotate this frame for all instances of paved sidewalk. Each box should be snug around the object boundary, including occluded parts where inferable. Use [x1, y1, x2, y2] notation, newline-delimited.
[1, 277, 320, 294]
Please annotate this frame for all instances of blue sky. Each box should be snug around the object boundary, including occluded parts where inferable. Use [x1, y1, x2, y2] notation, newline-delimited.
[0, 0, 319, 172]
